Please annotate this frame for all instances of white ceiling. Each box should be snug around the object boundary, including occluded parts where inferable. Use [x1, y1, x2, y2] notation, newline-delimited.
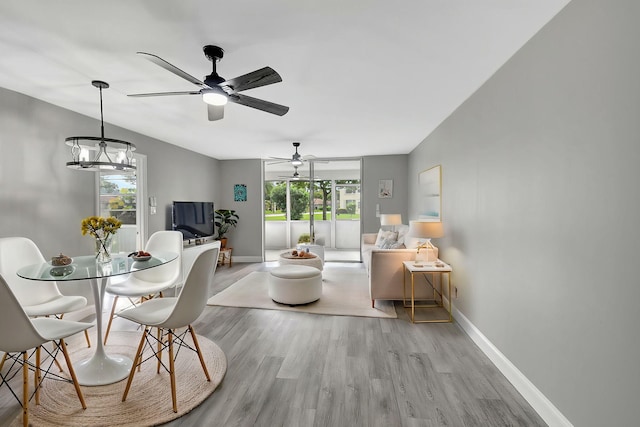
[0, 1, 569, 161]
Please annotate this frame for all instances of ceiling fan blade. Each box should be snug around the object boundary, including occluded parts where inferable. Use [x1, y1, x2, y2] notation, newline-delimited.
[137, 52, 208, 88]
[207, 104, 224, 121]
[222, 67, 282, 93]
[229, 93, 289, 116]
[128, 91, 201, 97]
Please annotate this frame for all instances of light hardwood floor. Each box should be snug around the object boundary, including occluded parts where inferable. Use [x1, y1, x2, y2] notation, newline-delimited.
[0, 262, 546, 426]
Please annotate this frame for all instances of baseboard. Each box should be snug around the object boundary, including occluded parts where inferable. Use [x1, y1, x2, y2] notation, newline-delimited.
[231, 256, 263, 263]
[452, 303, 573, 427]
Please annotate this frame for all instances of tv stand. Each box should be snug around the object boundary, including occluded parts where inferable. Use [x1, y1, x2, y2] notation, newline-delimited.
[184, 236, 213, 247]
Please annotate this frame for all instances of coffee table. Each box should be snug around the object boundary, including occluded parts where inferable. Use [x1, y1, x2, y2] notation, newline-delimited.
[279, 250, 323, 271]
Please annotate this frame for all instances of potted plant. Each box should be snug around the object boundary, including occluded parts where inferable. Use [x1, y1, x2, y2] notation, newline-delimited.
[297, 233, 311, 244]
[214, 209, 239, 249]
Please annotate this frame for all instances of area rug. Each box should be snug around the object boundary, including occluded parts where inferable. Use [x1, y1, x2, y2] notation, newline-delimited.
[10, 331, 226, 427]
[207, 267, 397, 318]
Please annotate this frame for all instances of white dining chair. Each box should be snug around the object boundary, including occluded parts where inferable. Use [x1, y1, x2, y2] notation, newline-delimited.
[0, 274, 91, 427]
[0, 237, 91, 349]
[119, 246, 218, 413]
[103, 230, 183, 345]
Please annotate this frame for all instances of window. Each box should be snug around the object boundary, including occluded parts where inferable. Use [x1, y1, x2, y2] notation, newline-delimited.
[97, 154, 146, 253]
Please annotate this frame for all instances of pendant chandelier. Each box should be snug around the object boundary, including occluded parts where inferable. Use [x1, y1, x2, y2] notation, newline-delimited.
[66, 80, 136, 171]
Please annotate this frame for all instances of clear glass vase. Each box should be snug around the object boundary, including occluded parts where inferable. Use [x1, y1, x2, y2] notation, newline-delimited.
[95, 234, 113, 264]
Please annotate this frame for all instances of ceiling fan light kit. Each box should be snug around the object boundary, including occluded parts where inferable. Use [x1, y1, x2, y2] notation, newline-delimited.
[202, 89, 228, 106]
[269, 141, 304, 166]
[66, 80, 136, 171]
[128, 44, 289, 121]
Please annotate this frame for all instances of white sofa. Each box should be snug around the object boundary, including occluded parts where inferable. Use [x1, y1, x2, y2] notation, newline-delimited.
[362, 227, 438, 307]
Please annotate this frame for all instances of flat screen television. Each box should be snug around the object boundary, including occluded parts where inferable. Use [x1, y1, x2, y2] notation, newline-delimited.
[171, 201, 215, 239]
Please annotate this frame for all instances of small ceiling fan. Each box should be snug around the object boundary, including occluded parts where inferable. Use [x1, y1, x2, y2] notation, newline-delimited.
[128, 45, 289, 121]
[269, 142, 319, 166]
[277, 166, 319, 181]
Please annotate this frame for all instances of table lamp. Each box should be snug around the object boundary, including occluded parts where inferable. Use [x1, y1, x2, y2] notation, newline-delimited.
[408, 220, 444, 265]
[380, 214, 402, 231]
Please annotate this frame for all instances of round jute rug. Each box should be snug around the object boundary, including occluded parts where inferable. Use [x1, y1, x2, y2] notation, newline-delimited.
[10, 331, 226, 427]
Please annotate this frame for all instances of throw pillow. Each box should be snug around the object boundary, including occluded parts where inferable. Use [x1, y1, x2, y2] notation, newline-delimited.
[375, 229, 398, 248]
[379, 237, 397, 249]
[388, 241, 406, 249]
[396, 224, 410, 246]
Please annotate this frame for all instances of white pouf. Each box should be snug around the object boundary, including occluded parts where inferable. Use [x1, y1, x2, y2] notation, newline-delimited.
[268, 265, 323, 305]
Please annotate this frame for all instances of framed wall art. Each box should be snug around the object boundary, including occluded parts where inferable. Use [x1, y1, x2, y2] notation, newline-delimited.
[418, 165, 441, 221]
[234, 184, 247, 202]
[378, 179, 393, 198]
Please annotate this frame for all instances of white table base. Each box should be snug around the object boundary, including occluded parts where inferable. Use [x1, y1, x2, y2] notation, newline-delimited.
[75, 276, 133, 386]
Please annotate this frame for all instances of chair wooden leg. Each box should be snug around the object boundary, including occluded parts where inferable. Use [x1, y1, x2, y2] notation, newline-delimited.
[188, 326, 211, 381]
[122, 327, 148, 402]
[84, 330, 91, 348]
[59, 339, 86, 409]
[35, 347, 41, 405]
[0, 352, 6, 371]
[156, 327, 162, 374]
[104, 296, 119, 345]
[168, 330, 177, 413]
[22, 351, 28, 427]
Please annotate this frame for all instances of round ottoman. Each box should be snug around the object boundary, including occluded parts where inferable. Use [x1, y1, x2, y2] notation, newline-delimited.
[268, 265, 322, 305]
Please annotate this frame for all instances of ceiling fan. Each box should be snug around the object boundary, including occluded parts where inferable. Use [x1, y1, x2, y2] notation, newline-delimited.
[128, 45, 289, 121]
[269, 142, 320, 166]
[277, 166, 320, 181]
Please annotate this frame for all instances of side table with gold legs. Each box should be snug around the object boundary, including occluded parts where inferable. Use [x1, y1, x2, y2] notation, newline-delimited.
[402, 260, 453, 323]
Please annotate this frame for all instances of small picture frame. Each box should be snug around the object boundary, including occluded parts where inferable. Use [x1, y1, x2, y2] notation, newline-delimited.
[234, 184, 247, 202]
[378, 179, 393, 198]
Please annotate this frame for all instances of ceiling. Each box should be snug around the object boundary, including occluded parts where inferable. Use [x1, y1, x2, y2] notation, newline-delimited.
[0, 1, 569, 161]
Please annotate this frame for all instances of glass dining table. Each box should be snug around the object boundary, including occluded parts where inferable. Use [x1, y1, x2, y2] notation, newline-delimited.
[17, 251, 178, 386]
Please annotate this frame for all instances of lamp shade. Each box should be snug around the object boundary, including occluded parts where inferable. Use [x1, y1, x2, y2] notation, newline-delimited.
[408, 221, 444, 239]
[380, 214, 402, 226]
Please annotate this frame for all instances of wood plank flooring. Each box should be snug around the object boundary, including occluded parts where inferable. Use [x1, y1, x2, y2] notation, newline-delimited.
[0, 262, 546, 426]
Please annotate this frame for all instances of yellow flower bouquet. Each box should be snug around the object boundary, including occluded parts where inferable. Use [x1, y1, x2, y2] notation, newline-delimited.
[81, 216, 122, 262]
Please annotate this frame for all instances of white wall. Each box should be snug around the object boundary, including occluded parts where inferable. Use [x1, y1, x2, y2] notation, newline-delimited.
[409, 1, 640, 426]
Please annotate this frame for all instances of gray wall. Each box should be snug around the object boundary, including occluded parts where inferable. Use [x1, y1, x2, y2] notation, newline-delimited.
[362, 155, 409, 233]
[408, 1, 640, 426]
[0, 87, 220, 259]
[218, 159, 263, 261]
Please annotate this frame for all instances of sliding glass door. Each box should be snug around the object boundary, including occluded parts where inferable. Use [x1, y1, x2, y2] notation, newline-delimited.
[263, 158, 361, 262]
